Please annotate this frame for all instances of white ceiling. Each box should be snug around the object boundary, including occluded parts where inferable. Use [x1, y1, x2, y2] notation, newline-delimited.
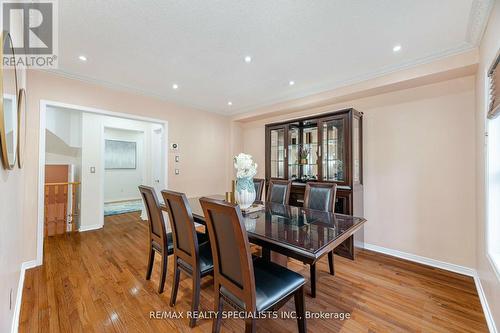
[53, 0, 492, 115]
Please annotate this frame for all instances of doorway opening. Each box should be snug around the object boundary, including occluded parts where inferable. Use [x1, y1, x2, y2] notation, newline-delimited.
[103, 123, 165, 218]
[38, 100, 168, 264]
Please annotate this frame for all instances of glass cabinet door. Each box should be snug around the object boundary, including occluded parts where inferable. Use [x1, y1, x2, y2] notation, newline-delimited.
[288, 126, 300, 180]
[322, 118, 345, 182]
[301, 125, 319, 180]
[270, 127, 285, 178]
[353, 116, 361, 184]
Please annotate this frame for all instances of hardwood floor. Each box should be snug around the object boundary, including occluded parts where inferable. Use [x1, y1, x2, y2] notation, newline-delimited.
[20, 212, 488, 333]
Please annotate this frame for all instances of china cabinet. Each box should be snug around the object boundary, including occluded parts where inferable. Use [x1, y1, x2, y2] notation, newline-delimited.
[265, 108, 363, 258]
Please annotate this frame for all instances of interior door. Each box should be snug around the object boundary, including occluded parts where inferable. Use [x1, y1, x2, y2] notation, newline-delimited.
[44, 165, 69, 236]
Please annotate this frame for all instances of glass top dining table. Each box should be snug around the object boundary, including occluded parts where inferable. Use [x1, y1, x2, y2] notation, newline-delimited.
[180, 195, 366, 264]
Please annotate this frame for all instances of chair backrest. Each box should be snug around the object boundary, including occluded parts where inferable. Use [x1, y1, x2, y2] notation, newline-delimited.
[161, 190, 199, 264]
[266, 178, 291, 204]
[253, 178, 265, 202]
[139, 185, 168, 248]
[199, 197, 256, 311]
[303, 182, 337, 212]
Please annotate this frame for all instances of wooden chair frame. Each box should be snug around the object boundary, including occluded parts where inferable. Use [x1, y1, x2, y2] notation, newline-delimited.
[266, 178, 292, 204]
[200, 197, 306, 333]
[161, 190, 213, 327]
[139, 185, 171, 294]
[253, 178, 265, 202]
[304, 182, 338, 296]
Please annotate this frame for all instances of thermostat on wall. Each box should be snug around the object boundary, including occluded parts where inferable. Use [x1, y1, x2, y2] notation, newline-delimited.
[170, 143, 179, 151]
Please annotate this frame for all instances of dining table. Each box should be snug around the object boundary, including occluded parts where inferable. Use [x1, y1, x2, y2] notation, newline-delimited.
[160, 194, 366, 297]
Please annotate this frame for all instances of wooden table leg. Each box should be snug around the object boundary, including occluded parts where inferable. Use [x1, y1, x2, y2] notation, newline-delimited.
[310, 263, 316, 298]
[262, 248, 270, 261]
[328, 251, 335, 275]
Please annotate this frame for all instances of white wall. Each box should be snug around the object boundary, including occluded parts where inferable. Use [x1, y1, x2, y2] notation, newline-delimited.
[104, 127, 146, 202]
[45, 124, 82, 184]
[46, 107, 82, 148]
[475, 1, 500, 331]
[80, 113, 162, 230]
[0, 22, 27, 333]
[0, 167, 25, 332]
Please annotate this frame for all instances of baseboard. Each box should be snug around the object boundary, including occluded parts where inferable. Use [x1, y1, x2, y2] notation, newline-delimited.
[11, 260, 38, 333]
[79, 224, 103, 232]
[474, 274, 498, 333]
[364, 243, 475, 276]
[104, 198, 142, 204]
[364, 243, 497, 333]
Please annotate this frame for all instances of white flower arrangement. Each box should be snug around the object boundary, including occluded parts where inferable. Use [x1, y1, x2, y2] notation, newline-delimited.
[233, 153, 258, 178]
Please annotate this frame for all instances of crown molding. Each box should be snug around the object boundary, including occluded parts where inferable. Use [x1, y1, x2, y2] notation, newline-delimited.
[230, 45, 478, 119]
[466, 0, 495, 46]
[38, 69, 228, 116]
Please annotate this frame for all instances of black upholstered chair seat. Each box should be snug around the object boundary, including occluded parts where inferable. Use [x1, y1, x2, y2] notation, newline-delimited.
[195, 231, 209, 245]
[155, 232, 207, 254]
[220, 258, 305, 311]
[178, 241, 214, 274]
[152, 233, 174, 254]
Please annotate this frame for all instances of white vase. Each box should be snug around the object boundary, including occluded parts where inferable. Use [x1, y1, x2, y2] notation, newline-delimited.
[235, 177, 256, 209]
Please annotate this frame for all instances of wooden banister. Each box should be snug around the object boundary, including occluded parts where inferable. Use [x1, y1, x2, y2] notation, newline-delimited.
[45, 182, 81, 186]
[44, 182, 81, 233]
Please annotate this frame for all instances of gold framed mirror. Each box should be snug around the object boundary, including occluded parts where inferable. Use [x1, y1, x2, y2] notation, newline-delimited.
[0, 32, 19, 170]
[17, 88, 26, 168]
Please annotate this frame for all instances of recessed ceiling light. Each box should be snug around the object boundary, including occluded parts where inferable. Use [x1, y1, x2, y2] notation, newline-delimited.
[172, 83, 179, 90]
[78, 55, 87, 61]
[244, 56, 252, 63]
[393, 44, 402, 52]
[227, 101, 233, 106]
[289, 80, 295, 86]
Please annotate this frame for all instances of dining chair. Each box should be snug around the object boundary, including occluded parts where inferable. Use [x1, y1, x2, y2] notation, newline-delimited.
[266, 178, 292, 204]
[139, 185, 173, 294]
[304, 182, 338, 294]
[161, 190, 213, 327]
[200, 197, 306, 333]
[253, 178, 265, 202]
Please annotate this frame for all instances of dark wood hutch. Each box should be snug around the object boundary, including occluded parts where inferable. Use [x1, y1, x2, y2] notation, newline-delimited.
[265, 108, 364, 258]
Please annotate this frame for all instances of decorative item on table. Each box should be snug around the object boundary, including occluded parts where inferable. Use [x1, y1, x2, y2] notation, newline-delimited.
[298, 145, 310, 165]
[241, 203, 265, 214]
[243, 217, 257, 231]
[224, 180, 236, 203]
[233, 153, 258, 209]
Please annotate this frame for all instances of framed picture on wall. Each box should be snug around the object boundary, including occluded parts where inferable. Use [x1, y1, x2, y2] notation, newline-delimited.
[105, 139, 137, 169]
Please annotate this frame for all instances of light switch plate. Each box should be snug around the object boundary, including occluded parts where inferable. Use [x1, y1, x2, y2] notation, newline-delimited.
[175, 169, 180, 175]
[90, 167, 96, 173]
[175, 155, 180, 162]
